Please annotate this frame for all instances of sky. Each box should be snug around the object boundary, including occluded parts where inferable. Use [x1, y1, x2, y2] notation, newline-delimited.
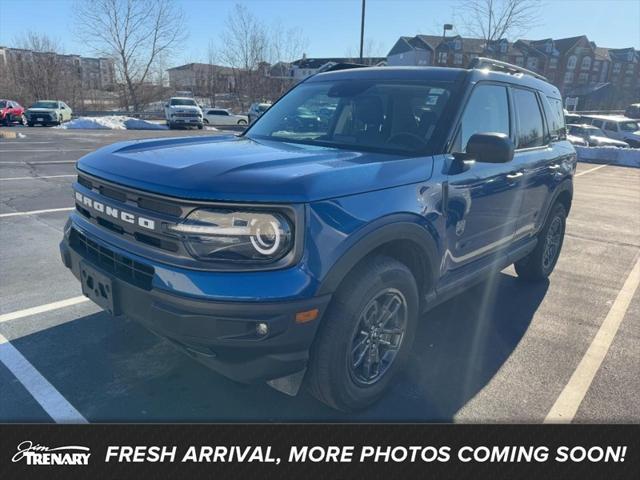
[0, 0, 639, 66]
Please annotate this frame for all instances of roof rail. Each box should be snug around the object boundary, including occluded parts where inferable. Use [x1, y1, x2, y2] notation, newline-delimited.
[469, 56, 548, 82]
[320, 62, 369, 73]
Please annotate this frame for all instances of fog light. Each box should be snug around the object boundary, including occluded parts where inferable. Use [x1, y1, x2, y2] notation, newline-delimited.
[256, 322, 269, 336]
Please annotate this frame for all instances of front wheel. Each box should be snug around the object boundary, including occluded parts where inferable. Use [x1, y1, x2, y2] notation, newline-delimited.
[515, 202, 567, 281]
[197, 124, 204, 130]
[238, 119, 247, 125]
[20, 114, 27, 126]
[306, 256, 418, 411]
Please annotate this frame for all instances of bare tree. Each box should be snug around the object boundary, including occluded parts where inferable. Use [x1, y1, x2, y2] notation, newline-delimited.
[75, 0, 187, 111]
[219, 3, 270, 109]
[345, 38, 385, 62]
[269, 22, 308, 96]
[457, 0, 541, 43]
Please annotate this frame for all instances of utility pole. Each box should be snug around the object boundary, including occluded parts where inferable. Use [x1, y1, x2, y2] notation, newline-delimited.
[359, 0, 366, 62]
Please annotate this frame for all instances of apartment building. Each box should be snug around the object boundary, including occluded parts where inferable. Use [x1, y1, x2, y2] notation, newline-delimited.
[388, 34, 639, 109]
[0, 46, 116, 90]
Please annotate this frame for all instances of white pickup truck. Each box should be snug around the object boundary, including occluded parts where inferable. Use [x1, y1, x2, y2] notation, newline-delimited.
[164, 97, 203, 129]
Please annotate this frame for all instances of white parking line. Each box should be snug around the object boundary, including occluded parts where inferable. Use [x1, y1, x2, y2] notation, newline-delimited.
[0, 160, 76, 164]
[575, 164, 608, 177]
[545, 256, 640, 423]
[0, 296, 89, 324]
[0, 174, 75, 181]
[0, 207, 74, 218]
[0, 148, 92, 153]
[0, 332, 88, 423]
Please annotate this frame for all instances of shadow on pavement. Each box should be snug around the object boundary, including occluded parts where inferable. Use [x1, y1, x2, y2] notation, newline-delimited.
[6, 272, 548, 422]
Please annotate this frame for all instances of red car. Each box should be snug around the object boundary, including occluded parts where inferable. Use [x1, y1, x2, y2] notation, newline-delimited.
[0, 99, 26, 126]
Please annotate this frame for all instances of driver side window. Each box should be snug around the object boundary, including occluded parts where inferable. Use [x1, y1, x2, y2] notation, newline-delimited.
[454, 84, 510, 152]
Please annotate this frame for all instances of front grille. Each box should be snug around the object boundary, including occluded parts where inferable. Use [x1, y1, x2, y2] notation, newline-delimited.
[174, 113, 199, 118]
[31, 113, 51, 121]
[70, 228, 154, 290]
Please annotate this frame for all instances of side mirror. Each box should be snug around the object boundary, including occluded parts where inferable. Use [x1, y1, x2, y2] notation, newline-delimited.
[465, 132, 514, 163]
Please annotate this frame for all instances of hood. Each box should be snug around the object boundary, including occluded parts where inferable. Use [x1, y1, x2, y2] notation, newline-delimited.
[168, 105, 201, 112]
[590, 135, 628, 146]
[28, 108, 57, 113]
[76, 135, 433, 203]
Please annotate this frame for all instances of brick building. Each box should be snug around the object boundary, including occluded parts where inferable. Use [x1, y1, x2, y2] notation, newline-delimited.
[387, 34, 639, 110]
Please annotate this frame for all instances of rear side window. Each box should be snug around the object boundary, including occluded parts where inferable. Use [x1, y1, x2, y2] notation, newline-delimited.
[544, 96, 566, 140]
[456, 84, 510, 151]
[591, 119, 603, 128]
[513, 89, 545, 148]
[604, 121, 618, 132]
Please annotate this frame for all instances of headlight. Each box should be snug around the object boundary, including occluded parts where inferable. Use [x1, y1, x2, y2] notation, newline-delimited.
[168, 209, 293, 263]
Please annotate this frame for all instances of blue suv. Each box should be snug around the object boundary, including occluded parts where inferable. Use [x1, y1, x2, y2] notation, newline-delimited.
[60, 59, 576, 411]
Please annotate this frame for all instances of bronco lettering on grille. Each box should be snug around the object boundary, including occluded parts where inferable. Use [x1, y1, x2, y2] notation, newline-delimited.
[75, 191, 156, 230]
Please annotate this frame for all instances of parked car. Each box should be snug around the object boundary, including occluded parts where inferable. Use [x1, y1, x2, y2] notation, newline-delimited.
[248, 102, 271, 124]
[624, 103, 640, 119]
[203, 108, 248, 126]
[26, 100, 72, 126]
[585, 115, 640, 148]
[0, 99, 26, 126]
[566, 124, 630, 148]
[164, 97, 203, 129]
[61, 59, 575, 411]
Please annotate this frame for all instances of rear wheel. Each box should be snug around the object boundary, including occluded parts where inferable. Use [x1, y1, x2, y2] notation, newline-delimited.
[238, 119, 247, 125]
[515, 202, 566, 281]
[306, 256, 418, 411]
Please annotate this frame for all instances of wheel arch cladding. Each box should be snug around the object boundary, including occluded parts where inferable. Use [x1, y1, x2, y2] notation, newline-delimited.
[317, 220, 439, 300]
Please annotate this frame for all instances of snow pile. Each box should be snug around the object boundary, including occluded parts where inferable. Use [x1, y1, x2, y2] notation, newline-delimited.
[575, 146, 640, 168]
[56, 116, 168, 130]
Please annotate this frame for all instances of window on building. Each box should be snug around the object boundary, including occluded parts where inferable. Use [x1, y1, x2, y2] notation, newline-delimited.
[567, 55, 577, 70]
[546, 42, 553, 53]
[514, 56, 524, 66]
[437, 52, 448, 63]
[593, 60, 601, 71]
[454, 53, 463, 65]
[578, 72, 589, 83]
[455, 84, 510, 152]
[626, 64, 635, 73]
[513, 89, 545, 148]
[454, 39, 462, 50]
[527, 57, 538, 70]
[500, 42, 508, 53]
[549, 57, 558, 69]
[613, 62, 621, 73]
[581, 56, 592, 70]
[563, 71, 574, 83]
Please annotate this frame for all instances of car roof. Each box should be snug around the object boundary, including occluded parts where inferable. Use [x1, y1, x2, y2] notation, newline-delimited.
[307, 65, 561, 97]
[567, 123, 599, 128]
[170, 97, 195, 100]
[584, 114, 630, 121]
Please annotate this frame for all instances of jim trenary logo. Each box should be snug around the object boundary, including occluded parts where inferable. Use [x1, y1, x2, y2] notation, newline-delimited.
[12, 440, 91, 465]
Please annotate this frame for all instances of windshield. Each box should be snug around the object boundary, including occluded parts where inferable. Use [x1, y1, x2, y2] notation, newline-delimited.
[170, 99, 197, 106]
[0, 101, 6, 108]
[31, 101, 58, 109]
[247, 80, 452, 154]
[620, 121, 639, 132]
[257, 104, 270, 112]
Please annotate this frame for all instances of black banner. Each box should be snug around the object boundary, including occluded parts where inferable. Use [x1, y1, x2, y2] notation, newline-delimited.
[1, 424, 638, 479]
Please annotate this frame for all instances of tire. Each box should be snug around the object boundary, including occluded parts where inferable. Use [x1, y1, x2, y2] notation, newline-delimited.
[306, 255, 419, 411]
[238, 119, 247, 126]
[197, 124, 204, 130]
[515, 202, 567, 281]
[20, 114, 27, 126]
[27, 122, 34, 127]
[203, 118, 209, 124]
[167, 122, 175, 130]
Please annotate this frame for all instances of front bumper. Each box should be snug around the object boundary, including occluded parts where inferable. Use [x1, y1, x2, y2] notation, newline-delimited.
[60, 225, 331, 384]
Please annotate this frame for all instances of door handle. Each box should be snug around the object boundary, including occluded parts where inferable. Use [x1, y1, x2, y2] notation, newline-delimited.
[506, 171, 524, 180]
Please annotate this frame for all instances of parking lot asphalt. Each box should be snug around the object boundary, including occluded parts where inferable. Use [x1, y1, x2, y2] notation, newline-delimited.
[1, 126, 639, 423]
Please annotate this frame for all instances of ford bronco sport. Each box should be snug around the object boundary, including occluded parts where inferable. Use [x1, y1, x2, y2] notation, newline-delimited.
[61, 58, 576, 411]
